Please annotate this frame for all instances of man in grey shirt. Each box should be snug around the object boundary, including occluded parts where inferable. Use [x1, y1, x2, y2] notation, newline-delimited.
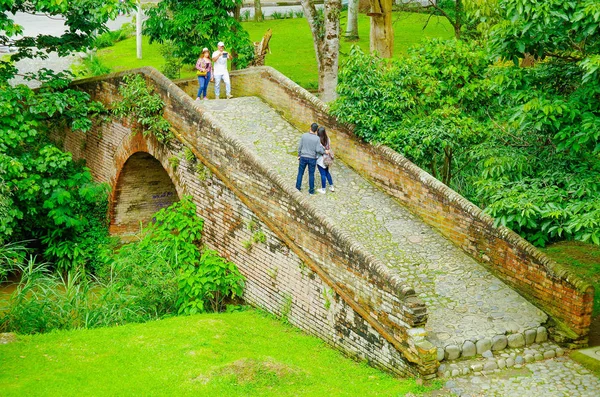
[296, 123, 325, 194]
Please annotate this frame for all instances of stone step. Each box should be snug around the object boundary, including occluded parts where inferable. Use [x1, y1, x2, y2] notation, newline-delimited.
[437, 340, 566, 378]
[436, 326, 549, 363]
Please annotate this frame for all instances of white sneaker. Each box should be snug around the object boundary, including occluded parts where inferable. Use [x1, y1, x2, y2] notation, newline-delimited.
[195, 97, 200, 101]
[318, 188, 326, 194]
[227, 94, 233, 99]
[330, 186, 335, 192]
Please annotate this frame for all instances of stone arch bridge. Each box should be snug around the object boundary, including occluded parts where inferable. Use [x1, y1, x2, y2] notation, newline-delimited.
[62, 67, 593, 378]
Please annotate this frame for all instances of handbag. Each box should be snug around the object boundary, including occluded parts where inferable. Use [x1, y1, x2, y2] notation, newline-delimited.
[323, 147, 334, 167]
[196, 70, 207, 76]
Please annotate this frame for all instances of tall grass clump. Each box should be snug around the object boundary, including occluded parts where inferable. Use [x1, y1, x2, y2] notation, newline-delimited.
[0, 196, 245, 335]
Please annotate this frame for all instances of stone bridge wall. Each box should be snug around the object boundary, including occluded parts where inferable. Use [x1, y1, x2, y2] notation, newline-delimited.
[179, 66, 593, 341]
[66, 68, 437, 377]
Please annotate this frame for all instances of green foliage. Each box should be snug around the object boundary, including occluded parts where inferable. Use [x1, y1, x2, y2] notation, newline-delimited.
[0, 242, 27, 282]
[168, 155, 180, 170]
[159, 42, 183, 80]
[93, 23, 135, 49]
[82, 55, 112, 76]
[112, 73, 173, 143]
[143, 0, 255, 68]
[0, 0, 135, 69]
[177, 249, 245, 314]
[0, 71, 111, 271]
[104, 196, 244, 316]
[0, 258, 142, 334]
[102, 235, 179, 319]
[280, 293, 293, 324]
[332, 41, 492, 185]
[195, 162, 212, 181]
[334, 28, 600, 247]
[184, 147, 196, 162]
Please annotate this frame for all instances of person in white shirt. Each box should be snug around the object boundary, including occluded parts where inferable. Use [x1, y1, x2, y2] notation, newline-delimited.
[212, 41, 233, 99]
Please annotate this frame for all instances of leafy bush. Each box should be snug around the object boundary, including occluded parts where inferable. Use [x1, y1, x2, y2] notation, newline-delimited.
[103, 196, 245, 316]
[0, 71, 111, 271]
[333, 34, 600, 247]
[144, 0, 255, 68]
[160, 42, 183, 80]
[83, 55, 111, 76]
[178, 249, 245, 314]
[93, 24, 135, 49]
[112, 73, 173, 143]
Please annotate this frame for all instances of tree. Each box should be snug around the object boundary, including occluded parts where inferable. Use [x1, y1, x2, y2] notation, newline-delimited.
[0, 0, 129, 271]
[143, 0, 254, 68]
[368, 0, 394, 57]
[345, 0, 359, 41]
[0, 0, 134, 65]
[254, 0, 263, 22]
[301, 0, 342, 102]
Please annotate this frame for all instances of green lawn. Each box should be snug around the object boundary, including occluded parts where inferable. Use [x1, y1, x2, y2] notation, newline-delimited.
[94, 12, 453, 88]
[0, 309, 437, 396]
[543, 241, 600, 315]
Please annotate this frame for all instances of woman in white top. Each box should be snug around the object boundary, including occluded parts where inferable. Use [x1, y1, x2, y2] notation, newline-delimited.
[316, 127, 335, 194]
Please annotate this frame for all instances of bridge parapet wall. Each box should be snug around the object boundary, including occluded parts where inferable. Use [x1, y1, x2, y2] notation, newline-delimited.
[183, 66, 594, 341]
[70, 68, 437, 377]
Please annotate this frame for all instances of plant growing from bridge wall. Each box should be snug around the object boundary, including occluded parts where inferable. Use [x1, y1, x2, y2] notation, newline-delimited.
[112, 73, 173, 143]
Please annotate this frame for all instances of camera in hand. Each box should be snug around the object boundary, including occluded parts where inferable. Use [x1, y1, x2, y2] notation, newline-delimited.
[222, 52, 228, 59]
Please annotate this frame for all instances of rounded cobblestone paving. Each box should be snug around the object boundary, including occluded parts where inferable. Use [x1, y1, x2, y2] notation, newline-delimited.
[429, 357, 600, 396]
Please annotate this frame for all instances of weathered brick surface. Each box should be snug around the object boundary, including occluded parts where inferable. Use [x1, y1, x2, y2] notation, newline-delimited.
[186, 66, 593, 340]
[65, 68, 438, 377]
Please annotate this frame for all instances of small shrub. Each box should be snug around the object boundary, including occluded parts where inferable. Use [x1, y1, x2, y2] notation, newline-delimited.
[294, 10, 304, 18]
[169, 156, 180, 170]
[177, 249, 245, 314]
[195, 162, 212, 181]
[271, 11, 284, 19]
[83, 55, 111, 76]
[240, 10, 251, 22]
[184, 147, 195, 162]
[280, 294, 293, 324]
[160, 42, 183, 80]
[112, 73, 173, 143]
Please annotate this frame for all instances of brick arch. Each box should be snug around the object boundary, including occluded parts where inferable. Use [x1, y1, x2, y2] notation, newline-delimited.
[109, 150, 180, 235]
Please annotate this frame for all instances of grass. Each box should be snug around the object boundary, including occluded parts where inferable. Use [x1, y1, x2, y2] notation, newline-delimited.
[543, 241, 600, 315]
[0, 309, 438, 396]
[92, 36, 199, 79]
[570, 350, 600, 377]
[93, 11, 453, 88]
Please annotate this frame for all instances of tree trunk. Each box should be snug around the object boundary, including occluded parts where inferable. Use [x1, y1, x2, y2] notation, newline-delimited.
[358, 0, 370, 13]
[301, 0, 341, 102]
[369, 0, 393, 58]
[254, 0, 263, 22]
[345, 0, 359, 41]
[454, 0, 462, 39]
[321, 0, 341, 102]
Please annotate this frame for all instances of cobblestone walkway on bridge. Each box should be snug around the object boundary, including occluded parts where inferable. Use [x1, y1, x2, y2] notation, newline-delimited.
[428, 357, 600, 396]
[199, 97, 547, 349]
